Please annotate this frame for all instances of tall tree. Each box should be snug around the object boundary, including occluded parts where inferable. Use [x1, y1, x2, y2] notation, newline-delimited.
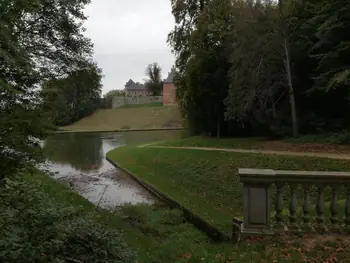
[169, 0, 233, 136]
[144, 63, 163, 96]
[225, 1, 287, 135]
[168, 0, 209, 74]
[279, 0, 299, 137]
[0, 0, 96, 178]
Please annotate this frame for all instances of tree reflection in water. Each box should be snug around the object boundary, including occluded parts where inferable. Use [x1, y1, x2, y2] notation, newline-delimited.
[44, 133, 103, 172]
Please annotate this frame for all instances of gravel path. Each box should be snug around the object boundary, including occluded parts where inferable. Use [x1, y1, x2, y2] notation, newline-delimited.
[146, 145, 350, 160]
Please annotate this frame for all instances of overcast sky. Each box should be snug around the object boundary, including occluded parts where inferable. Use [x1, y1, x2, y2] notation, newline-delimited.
[83, 0, 175, 95]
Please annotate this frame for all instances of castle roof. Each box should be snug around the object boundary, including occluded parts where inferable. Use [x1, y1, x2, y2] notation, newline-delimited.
[124, 79, 145, 91]
[163, 67, 176, 84]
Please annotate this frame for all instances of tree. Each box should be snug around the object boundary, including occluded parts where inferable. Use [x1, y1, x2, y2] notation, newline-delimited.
[225, 1, 287, 135]
[144, 63, 163, 96]
[311, 0, 350, 93]
[168, 0, 209, 74]
[168, 0, 234, 137]
[279, 0, 299, 137]
[104, 89, 125, 98]
[0, 0, 96, 178]
[42, 63, 103, 126]
[169, 0, 350, 140]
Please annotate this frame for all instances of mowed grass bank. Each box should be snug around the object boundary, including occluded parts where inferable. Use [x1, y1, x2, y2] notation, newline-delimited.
[107, 146, 350, 234]
[158, 136, 350, 154]
[61, 105, 182, 132]
[119, 102, 163, 108]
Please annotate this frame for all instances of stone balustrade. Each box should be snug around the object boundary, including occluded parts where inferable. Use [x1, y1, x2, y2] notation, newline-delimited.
[238, 168, 350, 235]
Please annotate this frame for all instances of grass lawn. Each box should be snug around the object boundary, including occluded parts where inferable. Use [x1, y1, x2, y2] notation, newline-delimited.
[119, 102, 163, 108]
[60, 106, 182, 132]
[107, 146, 350, 234]
[3, 169, 350, 263]
[158, 136, 350, 154]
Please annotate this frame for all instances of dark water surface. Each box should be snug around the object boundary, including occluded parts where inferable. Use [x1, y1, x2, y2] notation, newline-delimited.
[42, 130, 183, 209]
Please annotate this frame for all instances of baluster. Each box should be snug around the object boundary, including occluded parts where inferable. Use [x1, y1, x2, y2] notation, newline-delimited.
[289, 183, 298, 231]
[316, 184, 326, 233]
[330, 185, 340, 233]
[302, 184, 312, 231]
[275, 182, 284, 231]
[345, 185, 350, 234]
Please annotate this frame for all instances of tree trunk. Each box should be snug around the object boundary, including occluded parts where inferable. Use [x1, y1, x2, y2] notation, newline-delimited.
[283, 38, 298, 137]
[279, 0, 299, 137]
[217, 114, 221, 139]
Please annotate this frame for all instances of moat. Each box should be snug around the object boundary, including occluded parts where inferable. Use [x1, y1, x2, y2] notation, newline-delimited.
[42, 130, 183, 209]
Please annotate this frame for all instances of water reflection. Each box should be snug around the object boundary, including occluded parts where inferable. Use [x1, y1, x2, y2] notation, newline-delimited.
[44, 133, 105, 172]
[43, 130, 183, 209]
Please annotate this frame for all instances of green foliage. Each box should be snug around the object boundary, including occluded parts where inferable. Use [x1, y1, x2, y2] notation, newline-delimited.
[42, 63, 103, 126]
[170, 0, 232, 137]
[168, 0, 350, 138]
[145, 62, 163, 96]
[104, 89, 125, 98]
[0, 0, 100, 178]
[2, 160, 349, 263]
[225, 1, 287, 135]
[108, 145, 350, 233]
[0, 173, 136, 263]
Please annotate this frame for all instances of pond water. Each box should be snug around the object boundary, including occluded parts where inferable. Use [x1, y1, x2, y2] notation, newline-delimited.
[42, 130, 183, 209]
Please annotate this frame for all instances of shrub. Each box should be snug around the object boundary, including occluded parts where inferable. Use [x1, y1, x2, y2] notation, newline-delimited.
[0, 175, 136, 263]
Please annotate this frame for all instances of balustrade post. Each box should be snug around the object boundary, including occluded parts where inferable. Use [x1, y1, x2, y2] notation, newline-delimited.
[239, 169, 274, 234]
[316, 184, 326, 233]
[289, 183, 299, 232]
[302, 184, 312, 232]
[330, 185, 340, 233]
[275, 182, 284, 231]
[345, 185, 350, 234]
[242, 182, 272, 233]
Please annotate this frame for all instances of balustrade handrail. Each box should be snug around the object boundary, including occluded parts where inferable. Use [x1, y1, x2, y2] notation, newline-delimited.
[239, 168, 350, 183]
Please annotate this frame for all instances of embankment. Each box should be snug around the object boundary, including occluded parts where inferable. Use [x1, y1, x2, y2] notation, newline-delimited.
[60, 105, 182, 132]
[107, 142, 350, 235]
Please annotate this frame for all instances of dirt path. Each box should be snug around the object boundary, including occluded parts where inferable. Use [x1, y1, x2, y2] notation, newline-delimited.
[146, 145, 350, 160]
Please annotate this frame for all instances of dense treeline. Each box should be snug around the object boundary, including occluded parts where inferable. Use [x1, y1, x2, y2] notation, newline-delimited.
[168, 0, 350, 138]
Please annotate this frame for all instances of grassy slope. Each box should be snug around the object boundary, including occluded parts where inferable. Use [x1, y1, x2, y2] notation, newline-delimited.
[158, 136, 350, 154]
[16, 170, 350, 263]
[107, 146, 350, 234]
[23, 172, 149, 248]
[119, 102, 163, 109]
[21, 171, 229, 262]
[61, 106, 182, 132]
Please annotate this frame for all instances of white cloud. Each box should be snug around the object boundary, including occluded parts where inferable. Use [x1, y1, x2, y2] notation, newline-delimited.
[83, 0, 175, 94]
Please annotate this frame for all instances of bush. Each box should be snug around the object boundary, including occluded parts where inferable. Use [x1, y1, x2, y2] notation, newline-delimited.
[0, 175, 136, 263]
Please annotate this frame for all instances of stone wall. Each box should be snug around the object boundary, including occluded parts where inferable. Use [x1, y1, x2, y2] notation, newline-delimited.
[163, 83, 177, 105]
[112, 96, 163, 109]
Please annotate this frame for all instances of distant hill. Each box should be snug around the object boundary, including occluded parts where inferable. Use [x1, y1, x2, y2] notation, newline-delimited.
[60, 105, 182, 132]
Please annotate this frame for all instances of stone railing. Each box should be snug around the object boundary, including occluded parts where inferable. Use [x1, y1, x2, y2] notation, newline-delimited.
[237, 168, 350, 235]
